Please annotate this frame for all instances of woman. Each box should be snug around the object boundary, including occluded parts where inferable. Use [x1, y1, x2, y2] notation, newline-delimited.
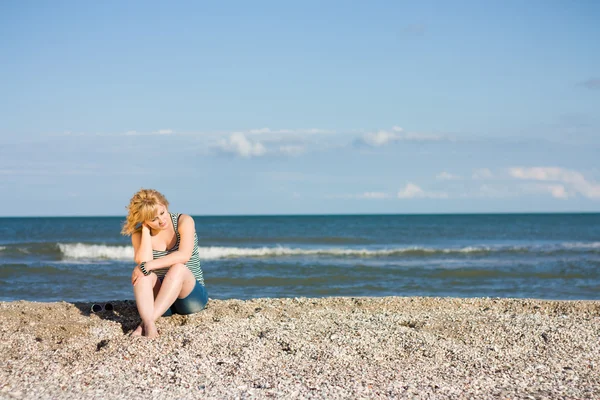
[121, 189, 207, 338]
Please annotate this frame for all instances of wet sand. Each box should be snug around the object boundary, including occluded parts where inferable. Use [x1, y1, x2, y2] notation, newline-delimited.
[1, 297, 599, 399]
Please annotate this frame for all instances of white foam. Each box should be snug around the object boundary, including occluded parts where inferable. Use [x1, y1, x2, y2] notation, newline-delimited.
[0, 246, 5, 251]
[454, 246, 492, 253]
[196, 245, 492, 259]
[561, 242, 600, 249]
[58, 243, 134, 260]
[55, 243, 530, 261]
[197, 246, 412, 259]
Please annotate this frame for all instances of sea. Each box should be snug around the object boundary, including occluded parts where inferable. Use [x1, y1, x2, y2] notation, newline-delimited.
[0, 214, 599, 303]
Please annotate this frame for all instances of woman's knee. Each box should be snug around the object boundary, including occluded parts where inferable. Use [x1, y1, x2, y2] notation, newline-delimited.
[137, 272, 158, 285]
[165, 263, 189, 280]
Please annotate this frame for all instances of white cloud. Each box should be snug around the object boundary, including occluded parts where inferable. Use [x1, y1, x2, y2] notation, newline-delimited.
[361, 127, 446, 147]
[472, 168, 494, 180]
[397, 183, 424, 198]
[362, 130, 401, 146]
[219, 133, 267, 158]
[228, 128, 336, 154]
[509, 167, 600, 199]
[216, 129, 324, 157]
[155, 129, 174, 135]
[436, 171, 461, 180]
[393, 166, 599, 201]
[397, 183, 448, 199]
[531, 184, 570, 199]
[510, 167, 569, 181]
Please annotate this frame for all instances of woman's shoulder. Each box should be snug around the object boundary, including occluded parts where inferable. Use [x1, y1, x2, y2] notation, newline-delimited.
[175, 213, 195, 228]
[130, 229, 142, 245]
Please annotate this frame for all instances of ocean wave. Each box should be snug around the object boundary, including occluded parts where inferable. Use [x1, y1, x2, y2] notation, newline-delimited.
[58, 243, 133, 260]
[53, 241, 600, 261]
[55, 243, 496, 260]
[196, 246, 496, 259]
[561, 242, 600, 249]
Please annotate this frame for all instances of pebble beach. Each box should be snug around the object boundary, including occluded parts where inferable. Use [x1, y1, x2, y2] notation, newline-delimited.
[1, 296, 599, 399]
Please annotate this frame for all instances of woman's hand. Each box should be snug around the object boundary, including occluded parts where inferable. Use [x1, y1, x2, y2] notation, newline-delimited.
[131, 265, 145, 286]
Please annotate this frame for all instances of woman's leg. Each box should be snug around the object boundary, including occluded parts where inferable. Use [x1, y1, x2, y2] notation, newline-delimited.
[132, 272, 159, 336]
[151, 263, 196, 321]
[170, 282, 208, 315]
[131, 275, 162, 337]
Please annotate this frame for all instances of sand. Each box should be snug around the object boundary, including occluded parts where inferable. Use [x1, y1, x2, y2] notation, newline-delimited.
[1, 296, 599, 399]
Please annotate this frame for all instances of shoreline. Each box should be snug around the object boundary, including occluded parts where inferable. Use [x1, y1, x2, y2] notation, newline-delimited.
[2, 296, 599, 399]
[4, 294, 600, 304]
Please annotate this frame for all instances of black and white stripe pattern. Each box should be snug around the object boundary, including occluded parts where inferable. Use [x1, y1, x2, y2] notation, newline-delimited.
[151, 213, 204, 285]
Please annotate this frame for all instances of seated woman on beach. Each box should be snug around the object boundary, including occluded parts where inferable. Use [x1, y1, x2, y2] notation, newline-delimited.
[121, 189, 207, 338]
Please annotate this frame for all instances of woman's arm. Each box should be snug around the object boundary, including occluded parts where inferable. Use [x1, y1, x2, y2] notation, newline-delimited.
[132, 224, 153, 264]
[142, 215, 196, 271]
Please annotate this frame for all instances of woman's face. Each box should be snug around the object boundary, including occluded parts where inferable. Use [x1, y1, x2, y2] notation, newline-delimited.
[145, 204, 169, 230]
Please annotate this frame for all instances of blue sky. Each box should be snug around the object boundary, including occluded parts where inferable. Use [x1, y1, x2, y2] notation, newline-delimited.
[1, 0, 599, 216]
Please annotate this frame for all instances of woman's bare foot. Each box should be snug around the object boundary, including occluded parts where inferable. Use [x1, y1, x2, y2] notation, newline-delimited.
[143, 322, 159, 339]
[130, 324, 143, 337]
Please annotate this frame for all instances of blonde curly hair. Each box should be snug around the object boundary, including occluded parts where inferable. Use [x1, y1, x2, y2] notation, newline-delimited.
[121, 189, 170, 235]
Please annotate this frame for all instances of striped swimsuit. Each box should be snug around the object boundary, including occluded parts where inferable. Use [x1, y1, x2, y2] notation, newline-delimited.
[152, 212, 204, 285]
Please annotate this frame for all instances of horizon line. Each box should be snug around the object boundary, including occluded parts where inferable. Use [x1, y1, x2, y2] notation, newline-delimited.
[1, 211, 599, 218]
